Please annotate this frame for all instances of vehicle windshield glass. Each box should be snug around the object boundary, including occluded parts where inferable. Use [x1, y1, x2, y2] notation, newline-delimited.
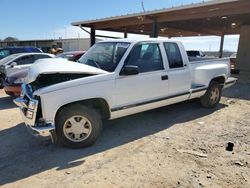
[78, 42, 130, 72]
[0, 54, 19, 65]
[0, 49, 11, 60]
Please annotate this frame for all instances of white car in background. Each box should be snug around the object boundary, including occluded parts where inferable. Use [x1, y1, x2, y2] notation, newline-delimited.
[0, 53, 54, 95]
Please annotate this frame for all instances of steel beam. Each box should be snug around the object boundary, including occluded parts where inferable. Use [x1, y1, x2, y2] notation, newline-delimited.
[124, 32, 128, 38]
[219, 35, 225, 58]
[150, 19, 158, 38]
[90, 28, 96, 46]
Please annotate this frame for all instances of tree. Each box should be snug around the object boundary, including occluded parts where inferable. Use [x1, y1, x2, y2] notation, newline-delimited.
[3, 37, 18, 42]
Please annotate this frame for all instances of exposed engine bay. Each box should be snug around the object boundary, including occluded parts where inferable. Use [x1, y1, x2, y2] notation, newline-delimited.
[29, 73, 93, 91]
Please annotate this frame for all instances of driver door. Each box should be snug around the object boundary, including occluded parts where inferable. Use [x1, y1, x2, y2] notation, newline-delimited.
[113, 42, 169, 112]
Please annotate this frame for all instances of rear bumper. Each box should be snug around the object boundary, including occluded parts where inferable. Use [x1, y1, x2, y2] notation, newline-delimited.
[13, 84, 55, 137]
[224, 77, 237, 89]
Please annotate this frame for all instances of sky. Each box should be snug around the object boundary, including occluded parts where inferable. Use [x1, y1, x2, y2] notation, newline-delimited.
[0, 0, 239, 51]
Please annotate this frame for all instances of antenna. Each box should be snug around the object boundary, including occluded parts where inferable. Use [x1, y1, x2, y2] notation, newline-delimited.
[141, 0, 145, 12]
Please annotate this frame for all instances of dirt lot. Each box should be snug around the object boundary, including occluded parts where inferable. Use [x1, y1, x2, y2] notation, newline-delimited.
[0, 79, 249, 188]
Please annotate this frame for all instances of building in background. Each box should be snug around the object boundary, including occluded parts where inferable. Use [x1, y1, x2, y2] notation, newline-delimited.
[0, 38, 96, 53]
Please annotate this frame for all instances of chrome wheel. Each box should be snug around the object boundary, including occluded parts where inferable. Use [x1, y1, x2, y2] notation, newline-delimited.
[63, 115, 92, 142]
[210, 87, 220, 104]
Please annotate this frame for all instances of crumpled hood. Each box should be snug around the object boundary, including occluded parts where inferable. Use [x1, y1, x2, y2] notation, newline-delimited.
[25, 58, 108, 83]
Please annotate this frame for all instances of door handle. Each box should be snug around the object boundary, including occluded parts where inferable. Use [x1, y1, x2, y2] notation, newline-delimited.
[161, 75, 168, 80]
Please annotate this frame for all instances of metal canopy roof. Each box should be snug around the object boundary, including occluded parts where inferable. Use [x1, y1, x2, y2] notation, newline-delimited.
[72, 0, 250, 37]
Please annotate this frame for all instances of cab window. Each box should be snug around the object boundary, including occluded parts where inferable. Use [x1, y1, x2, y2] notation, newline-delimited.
[164, 43, 183, 69]
[125, 43, 164, 73]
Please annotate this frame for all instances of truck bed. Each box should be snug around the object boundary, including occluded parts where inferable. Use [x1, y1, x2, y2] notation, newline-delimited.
[189, 58, 230, 87]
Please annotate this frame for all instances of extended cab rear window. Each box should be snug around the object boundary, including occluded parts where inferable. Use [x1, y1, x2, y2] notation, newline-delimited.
[125, 43, 164, 73]
[163, 43, 183, 69]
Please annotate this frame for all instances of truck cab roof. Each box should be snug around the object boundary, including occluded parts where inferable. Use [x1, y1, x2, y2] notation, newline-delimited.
[97, 38, 180, 44]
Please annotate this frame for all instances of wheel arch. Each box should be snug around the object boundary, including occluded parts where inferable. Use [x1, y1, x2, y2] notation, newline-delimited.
[210, 75, 226, 86]
[55, 98, 111, 123]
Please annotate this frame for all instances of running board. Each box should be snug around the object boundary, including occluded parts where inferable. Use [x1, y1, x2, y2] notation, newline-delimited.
[190, 85, 207, 94]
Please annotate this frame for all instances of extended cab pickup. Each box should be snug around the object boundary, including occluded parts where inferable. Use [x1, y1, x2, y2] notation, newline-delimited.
[14, 39, 237, 148]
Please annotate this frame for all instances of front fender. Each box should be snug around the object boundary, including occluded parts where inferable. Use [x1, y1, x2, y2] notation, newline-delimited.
[38, 80, 114, 125]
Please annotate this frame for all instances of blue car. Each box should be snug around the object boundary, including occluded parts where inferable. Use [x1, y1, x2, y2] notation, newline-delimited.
[0, 47, 42, 60]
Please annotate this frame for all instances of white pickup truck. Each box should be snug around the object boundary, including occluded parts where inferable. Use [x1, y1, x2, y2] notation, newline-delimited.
[14, 39, 237, 148]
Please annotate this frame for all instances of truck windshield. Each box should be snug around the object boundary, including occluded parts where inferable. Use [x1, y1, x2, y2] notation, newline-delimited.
[78, 42, 130, 72]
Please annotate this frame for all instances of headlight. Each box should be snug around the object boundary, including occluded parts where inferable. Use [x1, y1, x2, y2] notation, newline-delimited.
[28, 100, 36, 110]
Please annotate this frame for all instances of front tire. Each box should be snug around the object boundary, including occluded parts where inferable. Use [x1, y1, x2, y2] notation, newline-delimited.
[5, 91, 15, 96]
[56, 104, 102, 148]
[200, 81, 222, 108]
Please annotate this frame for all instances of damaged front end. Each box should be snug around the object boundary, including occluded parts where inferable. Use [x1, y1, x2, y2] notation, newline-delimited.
[13, 59, 108, 138]
[29, 73, 92, 91]
[13, 84, 55, 137]
[14, 73, 94, 137]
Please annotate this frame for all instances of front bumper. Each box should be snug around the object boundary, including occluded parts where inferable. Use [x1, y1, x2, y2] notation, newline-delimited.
[13, 84, 55, 137]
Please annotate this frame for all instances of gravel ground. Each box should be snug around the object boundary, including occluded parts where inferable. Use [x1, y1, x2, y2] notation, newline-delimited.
[0, 79, 249, 188]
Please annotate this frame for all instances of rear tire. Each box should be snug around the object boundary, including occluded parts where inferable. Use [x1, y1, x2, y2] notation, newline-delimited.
[56, 104, 102, 148]
[0, 76, 4, 89]
[200, 81, 222, 108]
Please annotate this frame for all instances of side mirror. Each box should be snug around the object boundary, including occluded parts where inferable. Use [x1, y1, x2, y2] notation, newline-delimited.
[10, 62, 17, 68]
[120, 65, 139, 76]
